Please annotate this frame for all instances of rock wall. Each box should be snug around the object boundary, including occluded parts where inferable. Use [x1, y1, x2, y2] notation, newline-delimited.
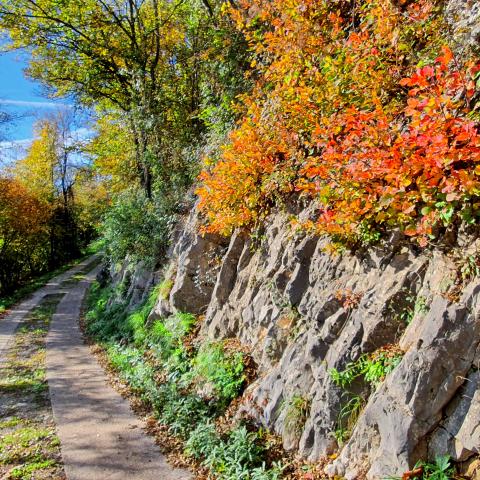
[148, 206, 479, 479]
[103, 4, 480, 476]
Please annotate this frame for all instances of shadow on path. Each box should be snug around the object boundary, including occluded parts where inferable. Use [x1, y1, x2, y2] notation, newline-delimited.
[46, 263, 191, 480]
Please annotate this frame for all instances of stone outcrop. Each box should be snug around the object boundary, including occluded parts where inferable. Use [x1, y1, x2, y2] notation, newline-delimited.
[143, 206, 480, 479]
[99, 4, 480, 477]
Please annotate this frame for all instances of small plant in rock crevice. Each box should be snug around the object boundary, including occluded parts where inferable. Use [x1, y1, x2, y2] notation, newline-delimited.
[329, 345, 404, 390]
[399, 294, 430, 325]
[281, 395, 311, 440]
[267, 280, 296, 312]
[335, 289, 364, 311]
[392, 455, 456, 480]
[460, 254, 480, 282]
[329, 345, 403, 447]
[334, 394, 364, 447]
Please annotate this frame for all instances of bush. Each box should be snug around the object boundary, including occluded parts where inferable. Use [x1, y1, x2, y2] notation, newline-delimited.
[185, 421, 220, 460]
[86, 281, 161, 345]
[158, 385, 211, 438]
[102, 189, 174, 265]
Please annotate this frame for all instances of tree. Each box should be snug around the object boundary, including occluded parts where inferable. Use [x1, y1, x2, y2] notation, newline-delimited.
[0, 176, 49, 293]
[13, 111, 105, 266]
[0, 0, 247, 199]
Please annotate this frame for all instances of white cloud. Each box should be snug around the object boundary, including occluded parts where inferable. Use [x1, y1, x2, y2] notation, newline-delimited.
[0, 138, 33, 149]
[0, 138, 32, 167]
[0, 127, 94, 168]
[0, 99, 72, 109]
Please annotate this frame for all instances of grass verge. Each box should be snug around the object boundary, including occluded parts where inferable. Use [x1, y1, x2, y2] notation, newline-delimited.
[0, 294, 65, 480]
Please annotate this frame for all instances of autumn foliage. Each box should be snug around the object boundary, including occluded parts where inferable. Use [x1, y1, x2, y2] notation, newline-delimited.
[0, 115, 108, 295]
[0, 177, 49, 292]
[197, 0, 480, 245]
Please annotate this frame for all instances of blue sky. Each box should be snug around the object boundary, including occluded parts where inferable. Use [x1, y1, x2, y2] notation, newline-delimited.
[0, 51, 72, 139]
[0, 50, 91, 165]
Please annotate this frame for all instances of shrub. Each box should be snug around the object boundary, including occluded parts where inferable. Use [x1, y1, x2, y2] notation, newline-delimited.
[102, 189, 173, 265]
[185, 421, 220, 460]
[158, 385, 211, 438]
[202, 426, 265, 479]
[107, 345, 157, 402]
[186, 423, 284, 480]
[197, 0, 480, 246]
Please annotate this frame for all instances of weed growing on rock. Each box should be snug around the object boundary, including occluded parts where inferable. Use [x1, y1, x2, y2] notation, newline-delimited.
[330, 346, 403, 447]
[460, 254, 480, 282]
[330, 345, 403, 389]
[282, 395, 311, 440]
[393, 455, 455, 480]
[399, 294, 430, 325]
[334, 394, 364, 447]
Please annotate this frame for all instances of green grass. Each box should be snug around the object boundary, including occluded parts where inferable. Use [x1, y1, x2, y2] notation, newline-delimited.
[1, 426, 51, 451]
[10, 459, 57, 479]
[0, 295, 64, 479]
[0, 418, 23, 429]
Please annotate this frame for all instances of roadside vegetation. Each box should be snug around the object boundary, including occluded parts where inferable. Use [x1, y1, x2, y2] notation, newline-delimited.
[0, 294, 65, 480]
[84, 279, 349, 479]
[84, 281, 289, 479]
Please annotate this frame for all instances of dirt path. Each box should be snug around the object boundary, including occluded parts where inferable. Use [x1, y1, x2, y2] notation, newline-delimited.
[46, 263, 191, 480]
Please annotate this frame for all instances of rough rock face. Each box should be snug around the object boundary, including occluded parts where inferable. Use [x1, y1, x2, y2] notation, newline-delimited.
[153, 207, 480, 478]
[106, 256, 158, 310]
[445, 0, 480, 52]
[168, 209, 229, 315]
[327, 283, 480, 479]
